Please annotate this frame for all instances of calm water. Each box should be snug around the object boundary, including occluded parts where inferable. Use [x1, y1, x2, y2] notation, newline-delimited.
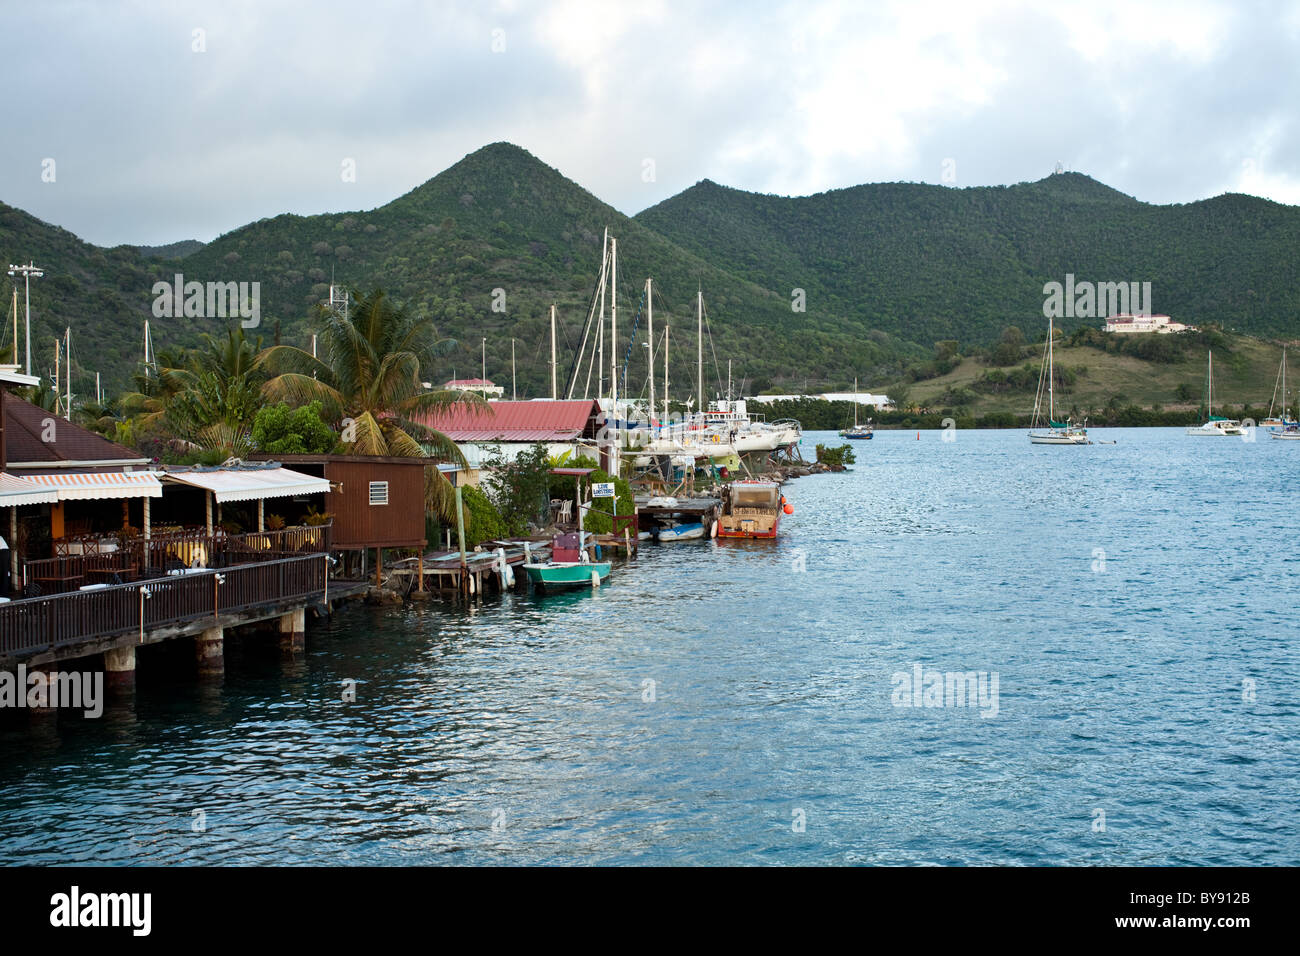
[2, 427, 1297, 865]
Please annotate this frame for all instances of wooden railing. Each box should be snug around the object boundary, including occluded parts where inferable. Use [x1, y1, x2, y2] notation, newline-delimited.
[0, 554, 329, 658]
[21, 524, 331, 595]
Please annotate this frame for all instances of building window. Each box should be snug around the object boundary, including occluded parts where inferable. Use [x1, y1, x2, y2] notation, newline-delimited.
[368, 481, 389, 506]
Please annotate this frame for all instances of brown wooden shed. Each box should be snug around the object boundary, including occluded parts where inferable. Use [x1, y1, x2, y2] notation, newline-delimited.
[247, 454, 434, 551]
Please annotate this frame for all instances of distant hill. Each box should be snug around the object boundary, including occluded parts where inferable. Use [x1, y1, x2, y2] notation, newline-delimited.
[634, 172, 1300, 350]
[2, 144, 1298, 401]
[135, 239, 206, 259]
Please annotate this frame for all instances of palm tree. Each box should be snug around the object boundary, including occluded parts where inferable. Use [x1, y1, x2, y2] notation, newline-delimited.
[257, 288, 482, 522]
[118, 329, 264, 456]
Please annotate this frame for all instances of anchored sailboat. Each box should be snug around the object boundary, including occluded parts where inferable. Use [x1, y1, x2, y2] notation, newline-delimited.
[1186, 351, 1243, 436]
[1029, 315, 1090, 444]
[839, 378, 874, 439]
[1269, 347, 1300, 441]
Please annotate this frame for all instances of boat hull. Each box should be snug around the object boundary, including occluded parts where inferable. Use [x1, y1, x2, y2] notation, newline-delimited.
[716, 512, 782, 539]
[523, 561, 612, 589]
[655, 522, 706, 541]
[1029, 431, 1090, 444]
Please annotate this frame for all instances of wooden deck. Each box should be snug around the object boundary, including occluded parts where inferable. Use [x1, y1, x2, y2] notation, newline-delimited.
[0, 554, 332, 666]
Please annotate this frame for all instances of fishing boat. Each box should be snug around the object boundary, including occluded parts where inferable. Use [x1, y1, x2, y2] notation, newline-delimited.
[522, 531, 612, 589]
[1028, 315, 1090, 444]
[839, 377, 874, 439]
[716, 481, 789, 539]
[1186, 351, 1243, 436]
[521, 468, 612, 590]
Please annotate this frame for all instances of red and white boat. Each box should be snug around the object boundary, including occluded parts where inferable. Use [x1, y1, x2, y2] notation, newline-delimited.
[716, 481, 790, 539]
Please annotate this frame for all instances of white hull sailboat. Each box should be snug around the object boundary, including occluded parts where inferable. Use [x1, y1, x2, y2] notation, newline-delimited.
[1186, 351, 1243, 436]
[1028, 314, 1090, 444]
[1265, 347, 1300, 440]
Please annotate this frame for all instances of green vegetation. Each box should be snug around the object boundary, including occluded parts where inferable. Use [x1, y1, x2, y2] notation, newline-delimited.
[5, 142, 1300, 414]
[461, 485, 507, 547]
[815, 444, 856, 469]
[251, 401, 337, 454]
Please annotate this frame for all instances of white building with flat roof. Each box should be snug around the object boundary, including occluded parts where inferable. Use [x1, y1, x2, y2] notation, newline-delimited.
[1104, 314, 1195, 334]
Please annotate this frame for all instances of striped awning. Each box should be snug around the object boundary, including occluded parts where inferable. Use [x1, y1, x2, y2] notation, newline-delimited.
[0, 472, 60, 506]
[162, 467, 330, 503]
[22, 471, 163, 501]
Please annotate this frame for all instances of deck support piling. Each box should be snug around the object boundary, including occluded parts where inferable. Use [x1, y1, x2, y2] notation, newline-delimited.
[278, 607, 305, 654]
[103, 645, 136, 693]
[195, 626, 224, 677]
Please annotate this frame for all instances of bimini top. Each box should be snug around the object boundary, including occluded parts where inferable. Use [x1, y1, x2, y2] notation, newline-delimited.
[161, 466, 331, 504]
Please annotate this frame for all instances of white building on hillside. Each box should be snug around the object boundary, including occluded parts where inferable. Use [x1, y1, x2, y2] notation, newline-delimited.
[1104, 314, 1195, 334]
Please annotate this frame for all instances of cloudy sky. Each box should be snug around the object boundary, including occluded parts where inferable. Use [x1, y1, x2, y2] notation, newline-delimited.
[3, 0, 1298, 247]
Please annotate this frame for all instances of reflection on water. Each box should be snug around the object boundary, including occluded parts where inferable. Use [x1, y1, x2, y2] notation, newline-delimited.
[1, 428, 1297, 865]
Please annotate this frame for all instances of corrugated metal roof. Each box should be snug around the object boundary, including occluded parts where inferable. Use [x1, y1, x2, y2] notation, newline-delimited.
[415, 400, 599, 442]
[162, 467, 331, 503]
[3, 393, 146, 465]
[0, 472, 60, 506]
[24, 471, 163, 500]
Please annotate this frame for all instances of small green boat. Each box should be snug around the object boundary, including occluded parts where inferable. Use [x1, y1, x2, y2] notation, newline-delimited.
[523, 528, 612, 590]
[522, 559, 612, 590]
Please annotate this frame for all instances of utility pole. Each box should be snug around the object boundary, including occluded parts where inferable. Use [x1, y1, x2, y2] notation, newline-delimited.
[481, 337, 486, 398]
[511, 337, 516, 401]
[7, 262, 44, 376]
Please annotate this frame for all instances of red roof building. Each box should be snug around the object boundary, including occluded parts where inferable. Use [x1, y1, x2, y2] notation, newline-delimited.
[414, 399, 602, 443]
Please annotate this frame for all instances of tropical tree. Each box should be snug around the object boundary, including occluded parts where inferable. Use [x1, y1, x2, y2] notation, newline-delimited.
[256, 288, 482, 522]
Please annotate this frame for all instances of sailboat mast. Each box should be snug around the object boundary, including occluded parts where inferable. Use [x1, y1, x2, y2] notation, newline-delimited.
[610, 236, 618, 410]
[1047, 315, 1054, 422]
[663, 324, 669, 426]
[647, 278, 655, 427]
[853, 377, 859, 428]
[1208, 351, 1214, 416]
[697, 287, 703, 412]
[550, 304, 557, 401]
[65, 326, 71, 418]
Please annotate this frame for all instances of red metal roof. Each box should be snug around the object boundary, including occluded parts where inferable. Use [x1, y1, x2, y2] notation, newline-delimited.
[446, 378, 496, 386]
[414, 400, 599, 442]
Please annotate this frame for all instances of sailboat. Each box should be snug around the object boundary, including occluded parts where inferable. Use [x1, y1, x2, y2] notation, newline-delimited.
[1270, 349, 1300, 440]
[1029, 315, 1090, 444]
[839, 378, 874, 439]
[1186, 351, 1243, 436]
[1262, 348, 1297, 434]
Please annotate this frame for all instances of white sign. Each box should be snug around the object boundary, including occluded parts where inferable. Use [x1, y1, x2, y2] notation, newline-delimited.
[592, 482, 616, 498]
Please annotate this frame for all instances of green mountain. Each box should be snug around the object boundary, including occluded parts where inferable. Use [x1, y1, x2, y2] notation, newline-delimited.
[634, 172, 1300, 351]
[2, 143, 1298, 403]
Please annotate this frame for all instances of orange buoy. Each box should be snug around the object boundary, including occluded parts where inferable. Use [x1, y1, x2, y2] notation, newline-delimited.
[916, 431, 920, 440]
[783, 504, 793, 515]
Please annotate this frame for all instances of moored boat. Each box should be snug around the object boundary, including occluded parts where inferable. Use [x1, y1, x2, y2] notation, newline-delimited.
[1186, 351, 1242, 436]
[1029, 314, 1091, 444]
[522, 531, 611, 589]
[716, 481, 789, 539]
